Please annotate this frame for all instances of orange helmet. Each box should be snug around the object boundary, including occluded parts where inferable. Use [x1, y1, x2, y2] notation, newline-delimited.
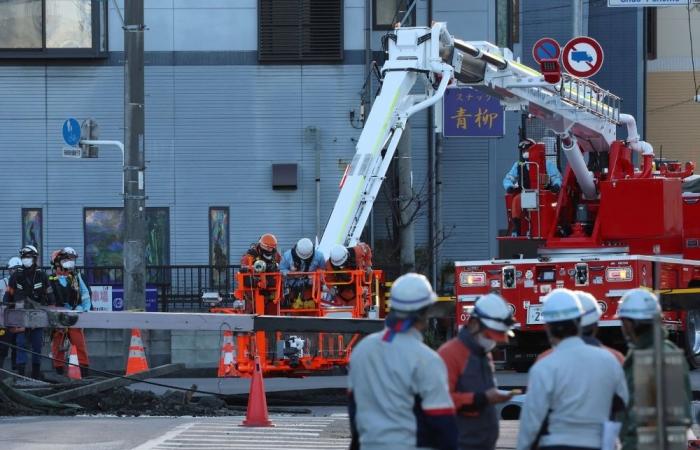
[258, 233, 278, 252]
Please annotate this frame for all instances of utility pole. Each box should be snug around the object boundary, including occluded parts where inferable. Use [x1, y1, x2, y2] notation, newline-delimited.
[397, 125, 416, 273]
[572, 0, 583, 37]
[124, 0, 146, 310]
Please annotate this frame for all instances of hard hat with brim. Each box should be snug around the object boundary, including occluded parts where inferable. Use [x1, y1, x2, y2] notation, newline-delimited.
[473, 305, 515, 338]
[617, 288, 660, 321]
[389, 273, 437, 313]
[575, 291, 602, 327]
[541, 288, 584, 323]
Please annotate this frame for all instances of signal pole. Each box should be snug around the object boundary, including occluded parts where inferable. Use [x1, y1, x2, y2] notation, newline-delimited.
[124, 0, 146, 310]
[572, 0, 583, 37]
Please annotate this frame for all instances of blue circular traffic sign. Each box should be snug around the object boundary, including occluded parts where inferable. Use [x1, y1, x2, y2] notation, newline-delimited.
[532, 38, 561, 64]
[62, 118, 81, 146]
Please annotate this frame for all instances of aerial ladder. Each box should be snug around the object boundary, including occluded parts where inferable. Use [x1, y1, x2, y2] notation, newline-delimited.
[318, 22, 634, 257]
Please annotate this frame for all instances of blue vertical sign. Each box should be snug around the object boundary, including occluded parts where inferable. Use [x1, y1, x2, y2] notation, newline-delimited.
[443, 87, 505, 138]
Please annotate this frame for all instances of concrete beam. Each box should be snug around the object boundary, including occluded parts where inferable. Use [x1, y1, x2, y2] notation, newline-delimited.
[1, 309, 384, 334]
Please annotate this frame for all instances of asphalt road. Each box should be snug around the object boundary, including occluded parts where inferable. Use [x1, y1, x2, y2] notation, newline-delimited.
[0, 413, 521, 450]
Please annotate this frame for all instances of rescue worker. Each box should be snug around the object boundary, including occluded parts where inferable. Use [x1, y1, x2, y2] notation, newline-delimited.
[503, 139, 562, 237]
[348, 273, 457, 450]
[324, 243, 372, 308]
[49, 247, 91, 377]
[616, 289, 692, 450]
[6, 245, 55, 380]
[537, 291, 625, 364]
[0, 257, 22, 370]
[516, 288, 628, 450]
[279, 238, 325, 309]
[240, 234, 281, 314]
[438, 293, 516, 450]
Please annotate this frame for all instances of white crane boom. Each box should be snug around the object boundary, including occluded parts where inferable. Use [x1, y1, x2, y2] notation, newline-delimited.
[319, 22, 629, 256]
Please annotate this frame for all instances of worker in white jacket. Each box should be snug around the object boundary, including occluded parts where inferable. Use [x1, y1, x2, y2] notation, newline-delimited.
[516, 289, 628, 450]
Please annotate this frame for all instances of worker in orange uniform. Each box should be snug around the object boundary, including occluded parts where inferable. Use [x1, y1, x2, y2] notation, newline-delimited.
[537, 291, 624, 364]
[324, 243, 372, 309]
[49, 247, 91, 377]
[240, 233, 281, 314]
[503, 139, 562, 237]
[438, 293, 516, 450]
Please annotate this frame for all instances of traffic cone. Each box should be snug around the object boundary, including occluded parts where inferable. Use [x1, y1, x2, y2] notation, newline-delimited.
[125, 329, 149, 375]
[67, 345, 82, 380]
[240, 356, 273, 427]
[218, 330, 236, 377]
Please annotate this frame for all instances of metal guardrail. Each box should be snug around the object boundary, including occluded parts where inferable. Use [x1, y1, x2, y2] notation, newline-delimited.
[0, 265, 241, 313]
[559, 73, 621, 124]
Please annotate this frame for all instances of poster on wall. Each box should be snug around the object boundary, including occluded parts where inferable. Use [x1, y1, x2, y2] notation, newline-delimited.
[22, 209, 43, 265]
[209, 207, 230, 289]
[84, 208, 170, 267]
[91, 285, 157, 312]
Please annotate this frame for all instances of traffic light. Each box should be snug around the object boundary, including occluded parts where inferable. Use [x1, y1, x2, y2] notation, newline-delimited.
[80, 118, 99, 158]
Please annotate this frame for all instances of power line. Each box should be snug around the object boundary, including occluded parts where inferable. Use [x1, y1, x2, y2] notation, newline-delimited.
[688, 2, 698, 94]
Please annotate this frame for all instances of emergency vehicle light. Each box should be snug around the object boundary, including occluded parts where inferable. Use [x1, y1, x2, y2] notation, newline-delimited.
[605, 266, 633, 282]
[459, 271, 487, 287]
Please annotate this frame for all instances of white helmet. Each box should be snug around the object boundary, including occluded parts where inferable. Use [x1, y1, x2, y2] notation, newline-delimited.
[389, 273, 437, 312]
[617, 289, 660, 321]
[329, 244, 349, 267]
[295, 238, 314, 260]
[7, 257, 21, 269]
[472, 293, 515, 341]
[575, 291, 602, 327]
[542, 288, 584, 323]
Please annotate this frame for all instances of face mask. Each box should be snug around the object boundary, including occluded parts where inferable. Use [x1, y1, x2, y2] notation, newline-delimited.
[61, 260, 76, 270]
[522, 152, 529, 160]
[476, 334, 497, 353]
[21, 258, 33, 268]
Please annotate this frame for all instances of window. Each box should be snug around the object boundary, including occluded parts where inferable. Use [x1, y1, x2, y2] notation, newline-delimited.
[496, 0, 519, 50]
[258, 0, 343, 63]
[22, 208, 43, 265]
[373, 0, 416, 30]
[84, 208, 170, 267]
[0, 0, 107, 58]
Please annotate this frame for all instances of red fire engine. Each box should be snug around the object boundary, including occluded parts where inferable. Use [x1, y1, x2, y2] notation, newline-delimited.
[453, 82, 700, 370]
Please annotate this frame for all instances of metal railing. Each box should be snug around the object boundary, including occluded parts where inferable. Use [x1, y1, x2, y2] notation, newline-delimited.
[0, 265, 241, 313]
[559, 73, 621, 124]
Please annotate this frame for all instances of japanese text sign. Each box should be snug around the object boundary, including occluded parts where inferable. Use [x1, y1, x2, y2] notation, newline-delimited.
[443, 87, 505, 138]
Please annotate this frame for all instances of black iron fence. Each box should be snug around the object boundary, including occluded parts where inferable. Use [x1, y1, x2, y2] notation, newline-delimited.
[0, 265, 241, 312]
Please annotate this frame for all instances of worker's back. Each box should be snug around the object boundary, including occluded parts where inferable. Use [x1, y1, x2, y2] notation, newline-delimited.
[348, 328, 454, 450]
[517, 337, 628, 449]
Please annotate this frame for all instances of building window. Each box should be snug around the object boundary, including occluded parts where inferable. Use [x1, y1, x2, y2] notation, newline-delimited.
[496, 0, 519, 49]
[646, 7, 657, 61]
[84, 208, 170, 267]
[209, 207, 230, 290]
[373, 0, 416, 30]
[0, 0, 107, 58]
[22, 208, 43, 266]
[258, 0, 343, 63]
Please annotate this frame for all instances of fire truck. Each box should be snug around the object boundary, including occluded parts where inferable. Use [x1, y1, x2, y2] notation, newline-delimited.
[447, 38, 700, 370]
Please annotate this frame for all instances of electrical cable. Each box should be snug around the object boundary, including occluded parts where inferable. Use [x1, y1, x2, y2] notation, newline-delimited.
[688, 2, 698, 94]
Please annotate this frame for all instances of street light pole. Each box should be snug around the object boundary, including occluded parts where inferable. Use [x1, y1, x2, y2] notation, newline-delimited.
[124, 0, 146, 310]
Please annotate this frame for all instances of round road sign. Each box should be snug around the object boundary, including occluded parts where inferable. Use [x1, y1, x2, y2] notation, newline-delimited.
[62, 118, 81, 146]
[532, 37, 561, 64]
[562, 36, 604, 78]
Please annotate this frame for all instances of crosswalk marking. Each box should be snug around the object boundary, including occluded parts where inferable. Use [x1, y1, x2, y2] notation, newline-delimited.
[141, 416, 351, 450]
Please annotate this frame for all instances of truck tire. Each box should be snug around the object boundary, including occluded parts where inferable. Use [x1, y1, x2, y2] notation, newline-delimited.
[685, 309, 700, 369]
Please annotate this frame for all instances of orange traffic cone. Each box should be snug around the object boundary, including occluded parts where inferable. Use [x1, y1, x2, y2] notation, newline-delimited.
[218, 331, 236, 377]
[67, 345, 82, 380]
[240, 356, 273, 427]
[125, 329, 149, 375]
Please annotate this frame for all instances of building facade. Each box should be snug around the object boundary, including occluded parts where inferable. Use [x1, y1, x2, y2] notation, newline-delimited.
[0, 0, 644, 290]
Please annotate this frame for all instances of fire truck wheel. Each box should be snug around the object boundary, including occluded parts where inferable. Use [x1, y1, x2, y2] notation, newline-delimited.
[685, 309, 700, 369]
